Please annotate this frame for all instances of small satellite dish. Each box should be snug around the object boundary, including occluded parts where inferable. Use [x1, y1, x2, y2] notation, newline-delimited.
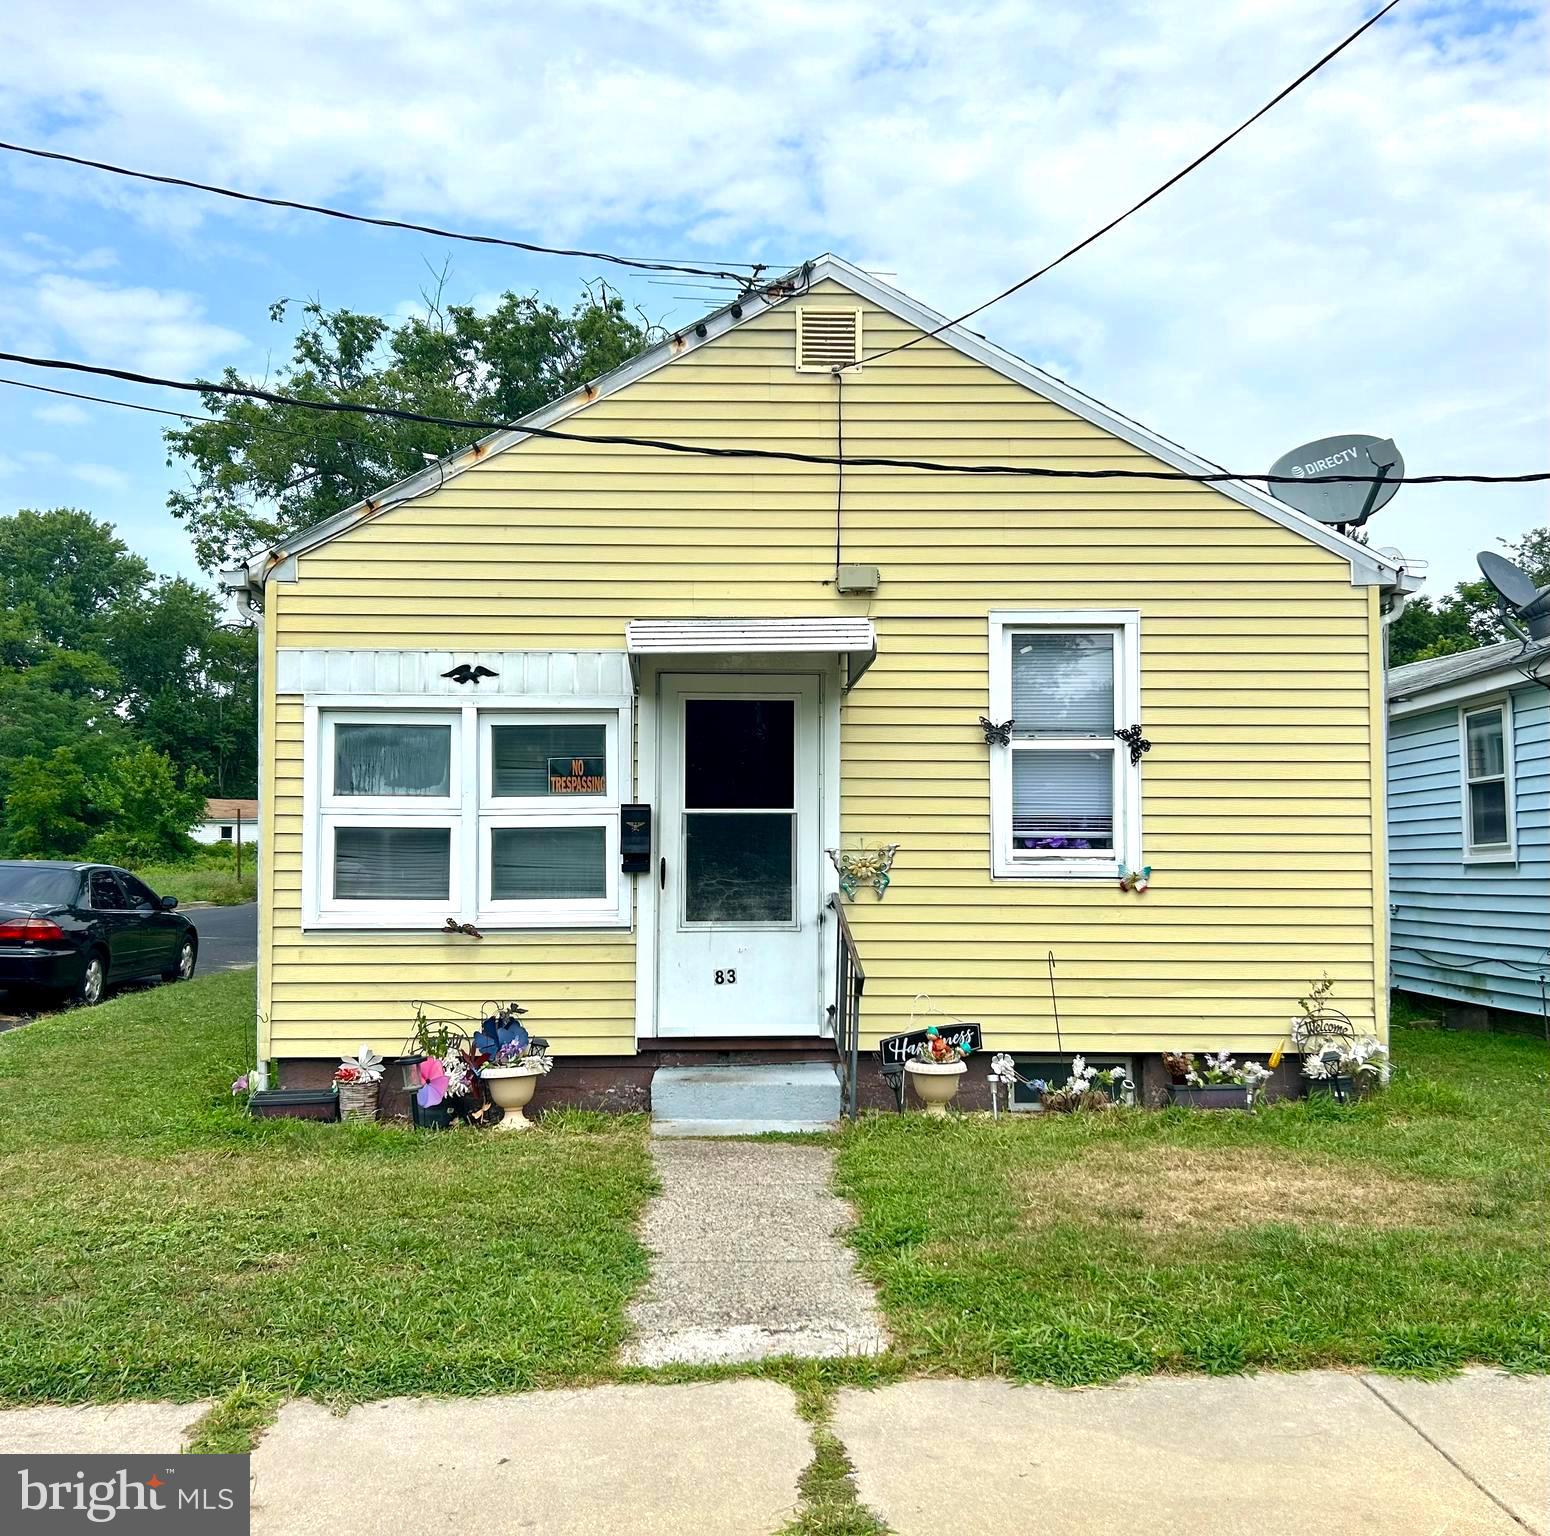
[1478, 551, 1550, 641]
[1268, 434, 1403, 528]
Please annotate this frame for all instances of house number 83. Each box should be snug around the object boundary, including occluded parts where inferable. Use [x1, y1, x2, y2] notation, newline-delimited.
[714, 969, 737, 985]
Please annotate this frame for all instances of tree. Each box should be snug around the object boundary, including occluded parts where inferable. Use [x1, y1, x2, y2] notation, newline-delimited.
[83, 746, 208, 868]
[1389, 528, 1550, 667]
[165, 280, 654, 572]
[0, 748, 92, 858]
[0, 507, 150, 650]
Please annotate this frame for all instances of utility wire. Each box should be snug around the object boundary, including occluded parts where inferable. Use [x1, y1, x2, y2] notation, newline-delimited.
[1, 352, 1544, 486]
[860, 0, 1404, 364]
[0, 138, 765, 283]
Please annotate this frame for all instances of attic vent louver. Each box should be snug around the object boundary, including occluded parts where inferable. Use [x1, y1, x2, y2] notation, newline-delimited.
[796, 307, 862, 372]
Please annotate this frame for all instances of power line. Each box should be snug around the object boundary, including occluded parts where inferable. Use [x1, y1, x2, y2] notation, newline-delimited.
[861, 0, 1404, 365]
[0, 138, 766, 284]
[1, 350, 1544, 486]
[0, 373, 217, 423]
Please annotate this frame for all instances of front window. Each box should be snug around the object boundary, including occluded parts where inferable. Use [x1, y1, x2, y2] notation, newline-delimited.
[988, 612, 1141, 879]
[1461, 701, 1515, 861]
[312, 705, 628, 928]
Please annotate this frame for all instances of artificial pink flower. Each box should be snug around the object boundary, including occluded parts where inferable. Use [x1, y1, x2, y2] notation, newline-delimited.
[417, 1056, 448, 1108]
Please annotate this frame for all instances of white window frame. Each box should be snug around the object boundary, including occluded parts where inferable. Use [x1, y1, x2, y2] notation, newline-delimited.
[304, 697, 631, 930]
[1458, 697, 1516, 864]
[988, 610, 1142, 882]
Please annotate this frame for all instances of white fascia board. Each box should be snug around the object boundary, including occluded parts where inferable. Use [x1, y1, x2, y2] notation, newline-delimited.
[1389, 667, 1535, 718]
[241, 252, 1408, 591]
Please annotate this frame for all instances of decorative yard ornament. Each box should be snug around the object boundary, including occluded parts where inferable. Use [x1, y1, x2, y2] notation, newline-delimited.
[442, 663, 498, 686]
[1114, 724, 1151, 765]
[827, 843, 900, 900]
[1117, 863, 1152, 894]
[979, 716, 1014, 746]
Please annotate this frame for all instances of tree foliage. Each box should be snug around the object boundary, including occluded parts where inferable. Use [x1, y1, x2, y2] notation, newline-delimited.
[1388, 528, 1550, 667]
[165, 280, 652, 572]
[0, 507, 254, 861]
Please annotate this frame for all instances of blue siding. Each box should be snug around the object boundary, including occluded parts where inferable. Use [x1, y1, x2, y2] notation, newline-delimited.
[1389, 685, 1550, 1019]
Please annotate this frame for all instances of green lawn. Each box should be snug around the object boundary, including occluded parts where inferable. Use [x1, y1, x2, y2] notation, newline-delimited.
[2, 971, 1544, 1410]
[836, 1024, 1550, 1383]
[135, 860, 257, 907]
[0, 970, 654, 1403]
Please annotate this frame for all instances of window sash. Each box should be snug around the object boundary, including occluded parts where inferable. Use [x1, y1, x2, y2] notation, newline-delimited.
[321, 711, 461, 811]
[1460, 702, 1514, 858]
[988, 612, 1140, 880]
[480, 711, 620, 809]
[321, 814, 461, 914]
[479, 814, 620, 917]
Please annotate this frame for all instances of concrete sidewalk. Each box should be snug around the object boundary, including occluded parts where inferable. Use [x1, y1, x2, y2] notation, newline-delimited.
[1, 1368, 1543, 1534]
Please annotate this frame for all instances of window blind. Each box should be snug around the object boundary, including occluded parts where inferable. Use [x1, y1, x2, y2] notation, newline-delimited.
[1010, 633, 1114, 736]
[1012, 751, 1114, 848]
[491, 724, 607, 797]
[490, 825, 607, 900]
[334, 826, 451, 900]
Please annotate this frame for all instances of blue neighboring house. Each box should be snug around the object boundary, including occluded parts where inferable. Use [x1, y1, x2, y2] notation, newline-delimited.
[1387, 638, 1550, 1029]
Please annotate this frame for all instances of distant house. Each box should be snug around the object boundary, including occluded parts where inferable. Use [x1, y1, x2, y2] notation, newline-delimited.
[195, 797, 259, 847]
[1387, 640, 1550, 1027]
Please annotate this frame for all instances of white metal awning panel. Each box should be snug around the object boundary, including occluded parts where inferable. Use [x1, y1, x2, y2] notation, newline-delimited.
[625, 617, 877, 688]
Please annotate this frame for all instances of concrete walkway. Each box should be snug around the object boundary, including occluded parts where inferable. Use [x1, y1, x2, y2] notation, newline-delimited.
[0, 1370, 1544, 1534]
[621, 1138, 887, 1366]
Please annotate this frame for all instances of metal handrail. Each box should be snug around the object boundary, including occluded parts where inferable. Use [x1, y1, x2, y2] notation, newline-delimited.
[827, 893, 865, 1121]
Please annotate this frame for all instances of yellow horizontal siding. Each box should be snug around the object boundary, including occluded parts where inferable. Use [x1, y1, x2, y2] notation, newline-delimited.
[263, 277, 1381, 1059]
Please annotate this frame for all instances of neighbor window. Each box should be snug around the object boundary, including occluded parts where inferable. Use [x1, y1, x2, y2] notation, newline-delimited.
[988, 611, 1141, 879]
[311, 705, 628, 927]
[1460, 700, 1515, 861]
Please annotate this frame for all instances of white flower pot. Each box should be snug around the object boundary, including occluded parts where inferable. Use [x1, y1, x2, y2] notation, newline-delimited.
[480, 1064, 545, 1130]
[905, 1059, 966, 1116]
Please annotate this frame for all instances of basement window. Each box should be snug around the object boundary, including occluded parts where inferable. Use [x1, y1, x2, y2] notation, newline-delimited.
[1006, 1056, 1134, 1111]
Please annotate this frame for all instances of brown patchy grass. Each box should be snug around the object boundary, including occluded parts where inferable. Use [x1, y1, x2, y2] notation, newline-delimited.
[1010, 1143, 1449, 1236]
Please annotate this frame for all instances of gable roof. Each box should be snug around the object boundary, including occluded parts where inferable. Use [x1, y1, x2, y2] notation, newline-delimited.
[1388, 638, 1550, 709]
[226, 254, 1416, 592]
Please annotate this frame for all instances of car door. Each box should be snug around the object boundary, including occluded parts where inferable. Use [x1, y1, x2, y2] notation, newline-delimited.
[119, 871, 180, 973]
[86, 868, 142, 977]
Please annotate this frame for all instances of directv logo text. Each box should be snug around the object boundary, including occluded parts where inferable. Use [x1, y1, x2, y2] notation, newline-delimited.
[1290, 446, 1361, 477]
[4, 1455, 249, 1535]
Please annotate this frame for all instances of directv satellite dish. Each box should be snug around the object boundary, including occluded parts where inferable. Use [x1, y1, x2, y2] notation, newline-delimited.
[1478, 551, 1550, 641]
[1268, 434, 1403, 529]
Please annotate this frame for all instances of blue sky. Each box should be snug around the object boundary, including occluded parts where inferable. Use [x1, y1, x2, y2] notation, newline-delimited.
[1, 0, 1545, 592]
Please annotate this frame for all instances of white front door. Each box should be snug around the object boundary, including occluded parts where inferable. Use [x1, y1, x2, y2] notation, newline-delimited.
[656, 674, 823, 1036]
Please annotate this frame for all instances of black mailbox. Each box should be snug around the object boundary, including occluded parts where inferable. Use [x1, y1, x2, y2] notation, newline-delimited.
[621, 804, 652, 873]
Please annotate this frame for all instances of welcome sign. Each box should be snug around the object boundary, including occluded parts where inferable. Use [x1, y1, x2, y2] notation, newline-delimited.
[548, 757, 606, 794]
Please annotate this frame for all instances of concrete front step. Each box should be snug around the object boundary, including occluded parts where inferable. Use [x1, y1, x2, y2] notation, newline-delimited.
[650, 1062, 841, 1136]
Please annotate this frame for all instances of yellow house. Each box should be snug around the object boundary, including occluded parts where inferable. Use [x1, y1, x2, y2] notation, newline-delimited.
[223, 255, 1418, 1121]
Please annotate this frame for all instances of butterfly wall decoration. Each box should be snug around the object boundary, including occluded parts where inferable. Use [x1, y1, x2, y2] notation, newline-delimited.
[827, 844, 900, 901]
[1114, 724, 1151, 765]
[979, 716, 1015, 747]
[1117, 862, 1153, 894]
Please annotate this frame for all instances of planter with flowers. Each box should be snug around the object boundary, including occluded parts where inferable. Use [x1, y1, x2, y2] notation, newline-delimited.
[1286, 975, 1388, 1104]
[402, 1009, 484, 1129]
[1162, 1050, 1272, 1110]
[904, 1026, 972, 1115]
[472, 1002, 552, 1131]
[991, 1053, 1131, 1113]
[334, 1047, 385, 1121]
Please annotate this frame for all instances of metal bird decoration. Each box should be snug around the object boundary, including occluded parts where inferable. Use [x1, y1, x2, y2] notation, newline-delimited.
[442, 664, 498, 686]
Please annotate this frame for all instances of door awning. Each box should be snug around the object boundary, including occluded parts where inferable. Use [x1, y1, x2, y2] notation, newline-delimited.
[625, 617, 877, 691]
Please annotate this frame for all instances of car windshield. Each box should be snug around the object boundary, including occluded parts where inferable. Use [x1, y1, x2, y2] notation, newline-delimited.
[0, 865, 79, 906]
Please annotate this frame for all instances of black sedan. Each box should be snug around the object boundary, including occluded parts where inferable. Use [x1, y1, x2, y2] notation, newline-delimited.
[0, 861, 198, 1007]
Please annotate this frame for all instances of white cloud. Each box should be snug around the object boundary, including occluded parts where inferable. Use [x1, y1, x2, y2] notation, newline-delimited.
[33, 401, 90, 425]
[71, 462, 132, 491]
[28, 274, 246, 376]
[0, 0, 1544, 584]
